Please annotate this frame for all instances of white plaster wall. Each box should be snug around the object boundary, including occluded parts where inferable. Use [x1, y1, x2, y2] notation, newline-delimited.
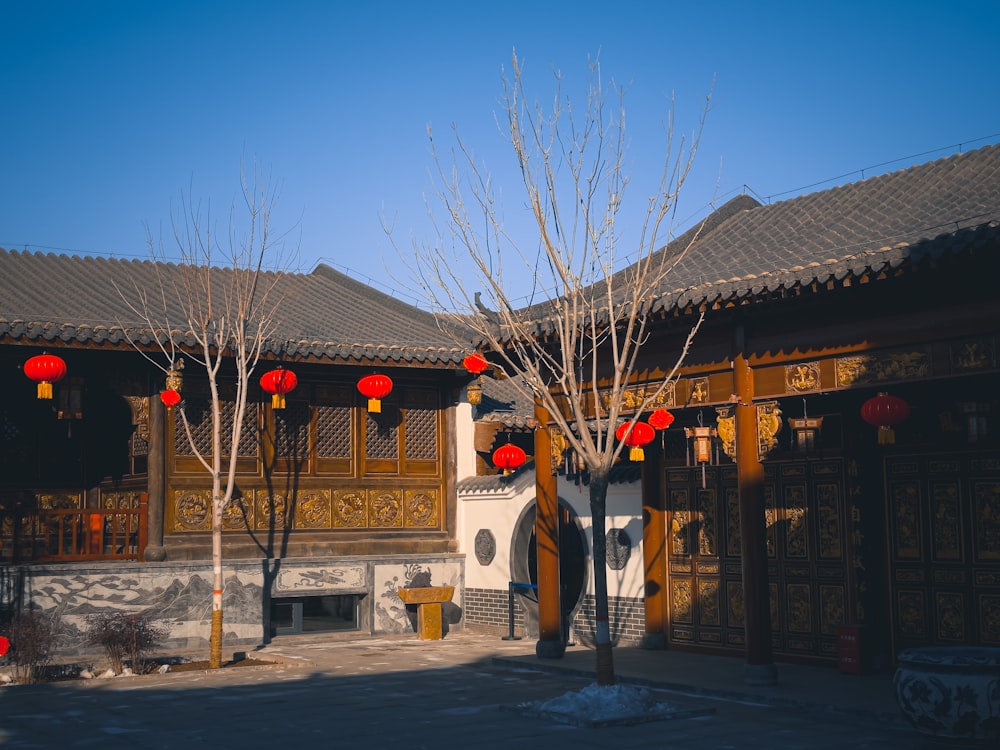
[461, 474, 535, 591]
[556, 477, 645, 599]
[459, 469, 644, 601]
[455, 395, 477, 480]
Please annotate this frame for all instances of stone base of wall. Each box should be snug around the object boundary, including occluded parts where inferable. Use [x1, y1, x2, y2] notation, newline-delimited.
[463, 586, 526, 637]
[8, 554, 465, 659]
[463, 588, 646, 646]
[570, 594, 645, 647]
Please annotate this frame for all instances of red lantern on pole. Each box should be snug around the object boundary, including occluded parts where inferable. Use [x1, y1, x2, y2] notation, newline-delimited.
[615, 421, 655, 461]
[492, 442, 526, 475]
[260, 367, 298, 409]
[649, 408, 675, 431]
[24, 353, 67, 399]
[462, 353, 489, 375]
[357, 373, 393, 413]
[160, 388, 181, 409]
[861, 392, 910, 445]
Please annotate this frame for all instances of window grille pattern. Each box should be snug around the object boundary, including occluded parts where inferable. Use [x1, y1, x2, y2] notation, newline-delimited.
[130, 432, 149, 458]
[174, 399, 257, 457]
[405, 407, 437, 460]
[0, 413, 20, 442]
[316, 405, 351, 457]
[366, 414, 398, 459]
[275, 404, 310, 457]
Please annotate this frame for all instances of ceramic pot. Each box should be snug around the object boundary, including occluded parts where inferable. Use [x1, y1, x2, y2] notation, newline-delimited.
[894, 646, 1000, 743]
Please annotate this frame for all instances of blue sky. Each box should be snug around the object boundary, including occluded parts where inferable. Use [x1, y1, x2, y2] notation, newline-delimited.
[3, 1, 998, 306]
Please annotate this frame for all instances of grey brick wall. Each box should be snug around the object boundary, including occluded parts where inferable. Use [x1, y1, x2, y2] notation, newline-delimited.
[463, 587, 646, 645]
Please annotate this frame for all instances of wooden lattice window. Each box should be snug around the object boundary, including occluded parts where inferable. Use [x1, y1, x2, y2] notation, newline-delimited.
[174, 398, 257, 457]
[316, 404, 352, 458]
[274, 403, 310, 458]
[405, 402, 438, 461]
[365, 413, 399, 460]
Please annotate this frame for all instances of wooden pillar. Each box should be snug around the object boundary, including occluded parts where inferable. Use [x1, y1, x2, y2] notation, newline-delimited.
[641, 444, 668, 649]
[734, 332, 777, 685]
[144, 395, 167, 561]
[534, 400, 565, 658]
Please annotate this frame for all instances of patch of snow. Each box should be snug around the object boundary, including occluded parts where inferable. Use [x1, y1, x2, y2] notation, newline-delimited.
[527, 683, 673, 721]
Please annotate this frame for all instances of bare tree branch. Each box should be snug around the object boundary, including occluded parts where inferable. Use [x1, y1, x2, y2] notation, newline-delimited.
[115, 158, 290, 668]
[395, 51, 712, 684]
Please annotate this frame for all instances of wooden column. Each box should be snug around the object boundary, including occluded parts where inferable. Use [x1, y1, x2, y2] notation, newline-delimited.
[641, 444, 668, 649]
[534, 400, 565, 658]
[734, 330, 777, 685]
[144, 394, 167, 561]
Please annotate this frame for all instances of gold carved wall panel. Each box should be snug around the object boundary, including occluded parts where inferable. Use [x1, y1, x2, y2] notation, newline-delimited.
[816, 483, 843, 559]
[404, 489, 438, 528]
[981, 595, 1000, 642]
[369, 489, 403, 527]
[671, 579, 693, 624]
[974, 480, 1000, 561]
[297, 490, 332, 529]
[699, 579, 720, 626]
[174, 489, 211, 531]
[886, 453, 1000, 650]
[333, 490, 367, 527]
[835, 349, 928, 387]
[786, 583, 812, 633]
[170, 484, 441, 533]
[820, 584, 845, 636]
[786, 362, 821, 392]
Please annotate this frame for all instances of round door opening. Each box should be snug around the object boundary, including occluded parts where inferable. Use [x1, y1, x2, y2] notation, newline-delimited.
[511, 499, 587, 639]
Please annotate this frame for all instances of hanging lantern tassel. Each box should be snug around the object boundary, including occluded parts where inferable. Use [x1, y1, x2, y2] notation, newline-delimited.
[492, 442, 526, 476]
[160, 389, 181, 410]
[357, 373, 393, 414]
[260, 367, 298, 410]
[24, 353, 68, 400]
[615, 421, 655, 463]
[861, 392, 910, 445]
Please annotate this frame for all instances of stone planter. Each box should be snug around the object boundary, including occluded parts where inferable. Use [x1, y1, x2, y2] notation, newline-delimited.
[894, 646, 1000, 743]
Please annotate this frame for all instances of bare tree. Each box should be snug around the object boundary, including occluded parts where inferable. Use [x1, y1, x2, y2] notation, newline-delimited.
[117, 164, 289, 668]
[403, 53, 710, 685]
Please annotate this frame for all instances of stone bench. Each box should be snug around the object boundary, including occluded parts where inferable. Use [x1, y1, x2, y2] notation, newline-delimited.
[397, 586, 455, 640]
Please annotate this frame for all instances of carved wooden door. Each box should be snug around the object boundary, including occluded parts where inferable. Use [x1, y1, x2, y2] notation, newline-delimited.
[885, 452, 1000, 652]
[666, 459, 852, 661]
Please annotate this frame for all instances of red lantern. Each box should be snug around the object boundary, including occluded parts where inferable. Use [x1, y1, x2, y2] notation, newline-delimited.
[462, 353, 489, 375]
[160, 389, 181, 409]
[260, 367, 298, 409]
[649, 408, 675, 431]
[861, 392, 910, 445]
[492, 442, 526, 475]
[24, 353, 67, 399]
[615, 420, 655, 461]
[357, 373, 393, 413]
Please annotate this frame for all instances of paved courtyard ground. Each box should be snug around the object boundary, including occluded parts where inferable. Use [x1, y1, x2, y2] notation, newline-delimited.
[0, 632, 957, 749]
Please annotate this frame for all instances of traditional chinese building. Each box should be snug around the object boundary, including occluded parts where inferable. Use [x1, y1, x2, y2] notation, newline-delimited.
[0, 256, 476, 648]
[460, 143, 1000, 672]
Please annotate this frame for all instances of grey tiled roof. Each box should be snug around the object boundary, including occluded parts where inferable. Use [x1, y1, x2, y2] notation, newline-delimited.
[523, 143, 1000, 329]
[652, 143, 1000, 314]
[475, 375, 537, 429]
[0, 254, 467, 366]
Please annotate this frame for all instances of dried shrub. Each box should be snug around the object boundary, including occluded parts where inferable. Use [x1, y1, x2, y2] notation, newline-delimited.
[84, 611, 169, 675]
[7, 609, 59, 684]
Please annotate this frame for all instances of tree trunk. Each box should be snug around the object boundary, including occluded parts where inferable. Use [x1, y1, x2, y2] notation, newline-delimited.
[209, 488, 224, 669]
[589, 470, 615, 685]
